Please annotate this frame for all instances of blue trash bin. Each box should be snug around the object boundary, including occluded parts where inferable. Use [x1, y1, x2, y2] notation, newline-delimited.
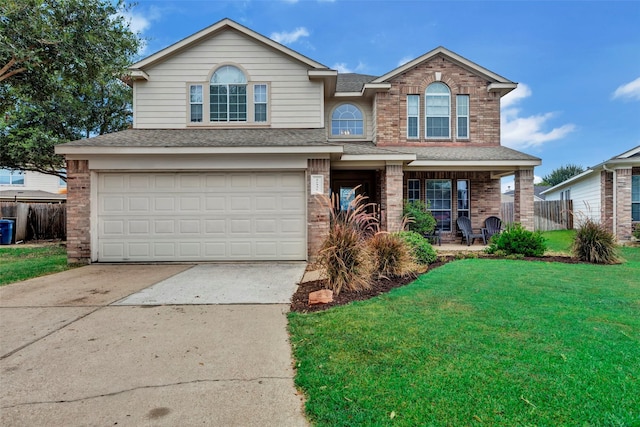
[0, 219, 14, 245]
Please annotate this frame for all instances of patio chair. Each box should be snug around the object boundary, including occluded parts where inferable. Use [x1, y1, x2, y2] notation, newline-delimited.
[456, 216, 486, 246]
[482, 216, 502, 242]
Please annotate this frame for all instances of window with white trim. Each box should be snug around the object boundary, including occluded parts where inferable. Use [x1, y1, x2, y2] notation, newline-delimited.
[426, 82, 450, 138]
[331, 104, 364, 136]
[0, 169, 24, 185]
[210, 65, 247, 122]
[407, 95, 419, 138]
[426, 179, 452, 231]
[457, 180, 470, 218]
[632, 174, 639, 221]
[456, 95, 469, 139]
[189, 85, 203, 123]
[254, 84, 267, 122]
[408, 179, 420, 202]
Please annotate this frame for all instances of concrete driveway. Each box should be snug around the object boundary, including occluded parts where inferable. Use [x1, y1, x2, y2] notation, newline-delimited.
[0, 264, 308, 426]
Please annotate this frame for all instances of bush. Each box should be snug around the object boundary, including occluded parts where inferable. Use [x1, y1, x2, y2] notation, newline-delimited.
[316, 189, 377, 295]
[486, 223, 546, 257]
[368, 232, 418, 278]
[395, 231, 438, 265]
[403, 200, 436, 236]
[572, 218, 619, 264]
[633, 224, 640, 240]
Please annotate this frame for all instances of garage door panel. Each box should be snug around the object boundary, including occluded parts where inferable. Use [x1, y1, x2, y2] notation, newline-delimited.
[98, 172, 306, 262]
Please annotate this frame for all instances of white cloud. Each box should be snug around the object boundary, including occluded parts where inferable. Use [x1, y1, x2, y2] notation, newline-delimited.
[270, 27, 310, 44]
[119, 10, 151, 34]
[612, 77, 640, 101]
[331, 61, 367, 74]
[500, 83, 576, 150]
[397, 56, 413, 67]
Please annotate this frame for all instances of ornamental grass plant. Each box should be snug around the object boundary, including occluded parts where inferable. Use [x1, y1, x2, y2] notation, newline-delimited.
[572, 218, 620, 264]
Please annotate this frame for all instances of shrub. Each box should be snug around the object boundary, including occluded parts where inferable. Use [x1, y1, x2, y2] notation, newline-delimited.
[633, 224, 640, 240]
[486, 223, 546, 257]
[395, 231, 438, 265]
[572, 218, 620, 264]
[316, 189, 377, 295]
[402, 200, 436, 236]
[368, 232, 418, 278]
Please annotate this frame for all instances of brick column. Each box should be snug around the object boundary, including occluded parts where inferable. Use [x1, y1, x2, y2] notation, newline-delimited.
[307, 159, 330, 262]
[615, 168, 632, 241]
[66, 160, 91, 264]
[382, 163, 404, 232]
[514, 168, 535, 231]
[600, 170, 614, 233]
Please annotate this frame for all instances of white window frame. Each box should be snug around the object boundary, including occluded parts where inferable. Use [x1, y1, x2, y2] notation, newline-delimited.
[331, 103, 364, 137]
[189, 84, 203, 123]
[426, 179, 452, 231]
[0, 169, 25, 186]
[425, 82, 451, 139]
[457, 179, 470, 219]
[254, 84, 268, 122]
[456, 95, 469, 139]
[407, 95, 420, 139]
[407, 179, 420, 202]
[210, 65, 248, 123]
[631, 175, 639, 221]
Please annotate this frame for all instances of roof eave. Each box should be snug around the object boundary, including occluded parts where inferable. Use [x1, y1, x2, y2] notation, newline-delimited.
[55, 145, 343, 156]
[407, 159, 542, 168]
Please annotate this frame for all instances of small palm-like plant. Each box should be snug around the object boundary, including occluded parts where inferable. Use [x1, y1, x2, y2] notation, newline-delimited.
[316, 188, 378, 295]
[573, 218, 620, 264]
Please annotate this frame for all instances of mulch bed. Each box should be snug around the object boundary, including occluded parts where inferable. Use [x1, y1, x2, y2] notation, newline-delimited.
[290, 255, 584, 313]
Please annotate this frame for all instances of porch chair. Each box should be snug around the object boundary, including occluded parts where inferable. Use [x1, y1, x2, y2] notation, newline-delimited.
[482, 216, 503, 242]
[456, 216, 486, 246]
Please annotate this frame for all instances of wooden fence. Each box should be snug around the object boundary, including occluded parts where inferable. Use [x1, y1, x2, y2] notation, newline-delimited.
[0, 202, 66, 242]
[500, 200, 573, 231]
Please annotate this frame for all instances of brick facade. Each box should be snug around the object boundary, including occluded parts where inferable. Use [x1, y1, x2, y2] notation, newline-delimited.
[514, 169, 535, 231]
[307, 159, 331, 261]
[382, 164, 404, 232]
[600, 170, 614, 233]
[615, 168, 633, 240]
[66, 160, 91, 264]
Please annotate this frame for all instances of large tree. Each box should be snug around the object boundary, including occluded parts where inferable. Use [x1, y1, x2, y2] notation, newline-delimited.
[540, 164, 585, 187]
[0, 0, 141, 179]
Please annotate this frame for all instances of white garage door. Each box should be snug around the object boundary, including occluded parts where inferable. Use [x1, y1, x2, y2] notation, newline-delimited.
[97, 172, 306, 262]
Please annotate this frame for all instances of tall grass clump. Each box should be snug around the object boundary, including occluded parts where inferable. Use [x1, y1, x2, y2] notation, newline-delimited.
[572, 218, 620, 264]
[367, 231, 418, 279]
[316, 189, 377, 295]
[486, 222, 546, 257]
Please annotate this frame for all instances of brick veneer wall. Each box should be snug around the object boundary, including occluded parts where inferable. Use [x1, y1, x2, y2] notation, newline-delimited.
[403, 171, 500, 242]
[307, 159, 330, 261]
[66, 160, 91, 264]
[375, 55, 502, 147]
[600, 170, 614, 233]
[514, 169, 535, 231]
[383, 164, 404, 232]
[615, 167, 633, 240]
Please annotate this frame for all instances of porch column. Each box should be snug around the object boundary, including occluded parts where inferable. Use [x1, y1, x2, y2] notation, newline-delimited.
[382, 162, 404, 232]
[514, 168, 535, 231]
[66, 159, 91, 264]
[600, 170, 614, 233]
[307, 158, 331, 261]
[615, 167, 633, 241]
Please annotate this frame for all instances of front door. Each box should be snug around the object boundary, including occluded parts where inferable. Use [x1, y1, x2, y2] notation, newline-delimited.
[330, 170, 377, 210]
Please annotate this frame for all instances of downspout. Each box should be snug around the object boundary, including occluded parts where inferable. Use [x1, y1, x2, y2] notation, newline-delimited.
[603, 164, 616, 237]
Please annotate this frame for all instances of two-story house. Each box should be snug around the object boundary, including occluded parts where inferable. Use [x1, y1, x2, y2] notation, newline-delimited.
[56, 18, 540, 263]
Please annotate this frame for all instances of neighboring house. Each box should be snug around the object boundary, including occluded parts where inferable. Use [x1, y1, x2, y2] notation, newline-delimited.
[542, 146, 639, 240]
[55, 18, 540, 264]
[0, 169, 66, 203]
[502, 185, 550, 203]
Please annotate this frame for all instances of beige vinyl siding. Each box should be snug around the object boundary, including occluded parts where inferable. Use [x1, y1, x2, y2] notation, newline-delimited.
[7, 171, 65, 194]
[134, 30, 323, 128]
[324, 99, 374, 140]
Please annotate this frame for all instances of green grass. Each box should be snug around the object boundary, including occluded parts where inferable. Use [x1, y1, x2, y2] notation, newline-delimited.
[0, 245, 70, 286]
[289, 246, 640, 426]
[541, 229, 575, 254]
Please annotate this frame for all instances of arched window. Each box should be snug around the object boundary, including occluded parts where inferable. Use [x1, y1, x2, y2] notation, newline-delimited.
[210, 65, 247, 122]
[331, 104, 364, 136]
[425, 82, 450, 138]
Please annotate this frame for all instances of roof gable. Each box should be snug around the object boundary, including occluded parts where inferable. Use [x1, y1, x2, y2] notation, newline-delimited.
[130, 18, 330, 72]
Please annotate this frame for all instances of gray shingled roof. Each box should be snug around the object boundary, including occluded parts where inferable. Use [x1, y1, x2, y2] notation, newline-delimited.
[60, 128, 332, 147]
[391, 145, 541, 161]
[336, 73, 378, 92]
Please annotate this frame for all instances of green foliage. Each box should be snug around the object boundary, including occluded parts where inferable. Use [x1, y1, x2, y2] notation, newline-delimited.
[0, 245, 70, 285]
[486, 223, 547, 257]
[402, 200, 436, 235]
[633, 224, 640, 240]
[540, 164, 585, 186]
[316, 190, 377, 295]
[0, 0, 142, 177]
[572, 218, 620, 264]
[395, 231, 437, 265]
[368, 232, 417, 278]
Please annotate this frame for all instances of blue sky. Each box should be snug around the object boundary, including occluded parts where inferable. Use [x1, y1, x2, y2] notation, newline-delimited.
[123, 0, 640, 189]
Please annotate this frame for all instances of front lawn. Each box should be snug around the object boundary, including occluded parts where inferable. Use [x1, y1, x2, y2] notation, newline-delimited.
[541, 229, 575, 254]
[289, 246, 640, 426]
[0, 244, 70, 286]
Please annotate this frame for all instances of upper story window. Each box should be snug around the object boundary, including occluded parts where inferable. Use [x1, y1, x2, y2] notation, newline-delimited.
[407, 95, 420, 139]
[426, 82, 450, 138]
[189, 85, 203, 123]
[331, 104, 364, 136]
[254, 84, 267, 122]
[456, 95, 469, 139]
[0, 169, 24, 186]
[210, 65, 247, 122]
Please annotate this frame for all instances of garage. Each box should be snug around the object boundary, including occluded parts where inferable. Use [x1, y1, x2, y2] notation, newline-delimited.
[97, 171, 306, 262]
